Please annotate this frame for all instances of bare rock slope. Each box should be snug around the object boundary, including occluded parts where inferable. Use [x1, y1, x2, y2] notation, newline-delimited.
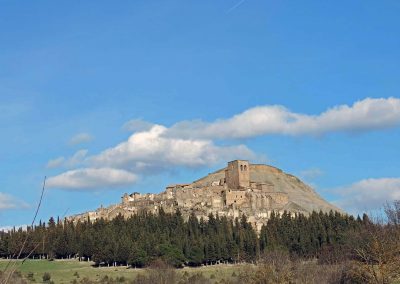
[193, 164, 342, 214]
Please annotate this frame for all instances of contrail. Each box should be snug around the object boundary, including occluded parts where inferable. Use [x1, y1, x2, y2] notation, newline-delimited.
[225, 0, 247, 14]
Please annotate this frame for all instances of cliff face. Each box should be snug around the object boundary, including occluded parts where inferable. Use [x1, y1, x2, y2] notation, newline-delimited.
[69, 161, 343, 231]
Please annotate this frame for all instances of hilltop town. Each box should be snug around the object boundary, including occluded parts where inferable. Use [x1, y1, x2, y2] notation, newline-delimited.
[69, 160, 341, 231]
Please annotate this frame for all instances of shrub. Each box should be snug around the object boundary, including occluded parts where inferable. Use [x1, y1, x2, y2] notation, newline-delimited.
[0, 270, 28, 284]
[339, 262, 373, 284]
[293, 261, 345, 284]
[182, 273, 211, 284]
[255, 250, 294, 283]
[132, 259, 177, 284]
[42, 272, 51, 282]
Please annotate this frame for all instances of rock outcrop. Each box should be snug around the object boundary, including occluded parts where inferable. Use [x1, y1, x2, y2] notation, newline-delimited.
[69, 160, 342, 231]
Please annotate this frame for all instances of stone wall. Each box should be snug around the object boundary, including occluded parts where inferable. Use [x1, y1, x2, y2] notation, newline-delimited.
[225, 190, 248, 206]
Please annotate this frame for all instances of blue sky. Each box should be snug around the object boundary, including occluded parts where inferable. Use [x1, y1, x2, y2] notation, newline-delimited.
[1, 0, 400, 228]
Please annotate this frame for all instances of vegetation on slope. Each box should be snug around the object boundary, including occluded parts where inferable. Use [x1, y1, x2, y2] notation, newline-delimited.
[1, 209, 364, 267]
[0, 200, 399, 283]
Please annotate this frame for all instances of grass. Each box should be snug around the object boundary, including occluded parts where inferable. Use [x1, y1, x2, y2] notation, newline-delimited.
[3, 259, 400, 284]
[180, 264, 240, 280]
[0, 259, 241, 283]
[0, 259, 141, 283]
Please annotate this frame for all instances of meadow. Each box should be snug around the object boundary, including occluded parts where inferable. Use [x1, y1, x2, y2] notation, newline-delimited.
[1, 201, 399, 283]
[0, 259, 239, 283]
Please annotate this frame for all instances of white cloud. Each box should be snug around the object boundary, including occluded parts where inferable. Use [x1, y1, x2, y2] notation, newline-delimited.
[47, 97, 399, 191]
[0, 193, 29, 210]
[334, 178, 400, 214]
[69, 133, 94, 145]
[90, 125, 255, 172]
[0, 225, 28, 232]
[47, 168, 138, 190]
[167, 97, 400, 139]
[48, 125, 254, 190]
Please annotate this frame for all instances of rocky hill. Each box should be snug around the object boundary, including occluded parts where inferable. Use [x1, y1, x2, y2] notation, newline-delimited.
[69, 160, 342, 231]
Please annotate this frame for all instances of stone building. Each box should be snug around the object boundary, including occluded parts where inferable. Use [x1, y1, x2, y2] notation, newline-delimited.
[69, 160, 342, 232]
[225, 160, 250, 189]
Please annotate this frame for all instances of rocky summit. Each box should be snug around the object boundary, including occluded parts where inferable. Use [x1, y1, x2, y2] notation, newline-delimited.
[69, 160, 343, 231]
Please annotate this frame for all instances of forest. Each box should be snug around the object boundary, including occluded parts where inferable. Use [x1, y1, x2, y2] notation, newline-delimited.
[1, 201, 400, 283]
[0, 209, 383, 266]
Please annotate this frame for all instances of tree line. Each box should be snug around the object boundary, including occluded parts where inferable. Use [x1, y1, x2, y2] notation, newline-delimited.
[0, 209, 371, 268]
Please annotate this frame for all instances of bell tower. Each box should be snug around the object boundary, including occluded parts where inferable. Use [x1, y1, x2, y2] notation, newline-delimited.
[225, 160, 250, 189]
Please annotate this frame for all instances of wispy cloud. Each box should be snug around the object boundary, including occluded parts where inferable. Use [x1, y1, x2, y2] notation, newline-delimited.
[46, 157, 66, 169]
[166, 97, 400, 139]
[0, 193, 29, 210]
[65, 149, 88, 168]
[123, 118, 155, 132]
[69, 133, 94, 145]
[226, 0, 247, 14]
[333, 177, 400, 214]
[46, 149, 88, 169]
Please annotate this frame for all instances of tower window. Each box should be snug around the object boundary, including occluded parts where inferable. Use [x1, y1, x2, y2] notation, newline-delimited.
[244, 165, 247, 171]
[240, 165, 243, 171]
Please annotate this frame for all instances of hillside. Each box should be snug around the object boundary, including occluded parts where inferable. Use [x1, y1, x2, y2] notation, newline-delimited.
[193, 164, 342, 214]
[70, 160, 343, 231]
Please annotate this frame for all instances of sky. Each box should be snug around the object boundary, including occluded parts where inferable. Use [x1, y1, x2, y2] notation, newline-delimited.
[1, 0, 400, 228]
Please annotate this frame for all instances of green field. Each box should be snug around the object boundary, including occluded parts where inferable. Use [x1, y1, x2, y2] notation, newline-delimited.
[0, 259, 240, 283]
[5, 259, 400, 284]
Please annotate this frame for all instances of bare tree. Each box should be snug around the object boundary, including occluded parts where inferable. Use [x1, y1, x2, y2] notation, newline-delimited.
[384, 200, 400, 226]
[1, 177, 46, 284]
[353, 200, 400, 284]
